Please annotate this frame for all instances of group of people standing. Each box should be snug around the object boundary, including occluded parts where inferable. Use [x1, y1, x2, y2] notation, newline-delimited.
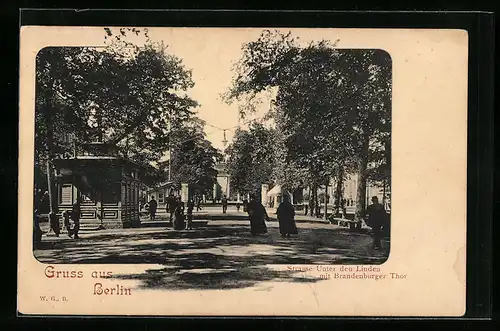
[144, 191, 387, 250]
[145, 192, 299, 238]
[147, 194, 196, 231]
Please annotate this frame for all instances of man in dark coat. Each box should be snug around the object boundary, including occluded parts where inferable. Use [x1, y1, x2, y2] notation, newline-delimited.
[221, 195, 228, 214]
[71, 199, 81, 239]
[277, 195, 298, 238]
[167, 194, 176, 222]
[365, 196, 387, 250]
[247, 195, 268, 236]
[148, 196, 158, 221]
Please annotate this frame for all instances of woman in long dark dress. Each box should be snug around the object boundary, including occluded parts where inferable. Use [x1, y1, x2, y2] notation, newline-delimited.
[277, 195, 298, 237]
[247, 196, 268, 236]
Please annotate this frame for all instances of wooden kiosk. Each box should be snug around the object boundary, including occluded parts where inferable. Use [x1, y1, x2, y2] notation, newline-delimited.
[53, 142, 144, 229]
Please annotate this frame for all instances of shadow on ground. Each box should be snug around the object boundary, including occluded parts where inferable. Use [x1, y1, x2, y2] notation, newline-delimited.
[34, 223, 390, 291]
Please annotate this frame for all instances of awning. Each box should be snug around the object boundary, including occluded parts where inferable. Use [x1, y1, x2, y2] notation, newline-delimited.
[147, 181, 177, 194]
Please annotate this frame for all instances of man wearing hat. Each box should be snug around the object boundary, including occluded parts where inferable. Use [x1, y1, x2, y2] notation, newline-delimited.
[365, 196, 387, 250]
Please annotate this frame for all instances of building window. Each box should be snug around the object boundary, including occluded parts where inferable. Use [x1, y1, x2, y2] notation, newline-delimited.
[59, 184, 73, 205]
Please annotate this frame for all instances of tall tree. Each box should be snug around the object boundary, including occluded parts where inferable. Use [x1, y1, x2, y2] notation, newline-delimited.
[226, 122, 275, 197]
[224, 30, 391, 220]
[36, 28, 199, 164]
[335, 50, 392, 222]
[168, 118, 222, 195]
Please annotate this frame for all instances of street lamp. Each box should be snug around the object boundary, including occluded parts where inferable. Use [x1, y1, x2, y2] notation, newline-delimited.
[168, 108, 172, 182]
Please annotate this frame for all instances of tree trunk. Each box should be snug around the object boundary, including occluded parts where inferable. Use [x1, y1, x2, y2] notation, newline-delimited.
[314, 185, 320, 218]
[355, 133, 370, 228]
[334, 168, 344, 216]
[309, 184, 317, 217]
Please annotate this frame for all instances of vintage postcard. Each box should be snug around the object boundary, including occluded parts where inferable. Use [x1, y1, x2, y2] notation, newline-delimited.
[18, 26, 468, 316]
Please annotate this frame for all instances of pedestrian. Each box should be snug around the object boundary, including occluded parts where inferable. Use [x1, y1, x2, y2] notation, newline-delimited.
[166, 194, 176, 221]
[173, 201, 186, 230]
[236, 201, 240, 212]
[277, 195, 298, 238]
[196, 196, 202, 211]
[247, 195, 268, 236]
[148, 196, 157, 221]
[365, 196, 387, 250]
[242, 198, 248, 212]
[62, 210, 72, 237]
[186, 199, 194, 230]
[304, 203, 308, 216]
[221, 195, 228, 214]
[71, 199, 81, 239]
[341, 198, 347, 217]
[33, 209, 43, 247]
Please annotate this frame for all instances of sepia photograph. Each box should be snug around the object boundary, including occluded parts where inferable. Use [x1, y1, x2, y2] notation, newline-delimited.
[19, 26, 468, 316]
